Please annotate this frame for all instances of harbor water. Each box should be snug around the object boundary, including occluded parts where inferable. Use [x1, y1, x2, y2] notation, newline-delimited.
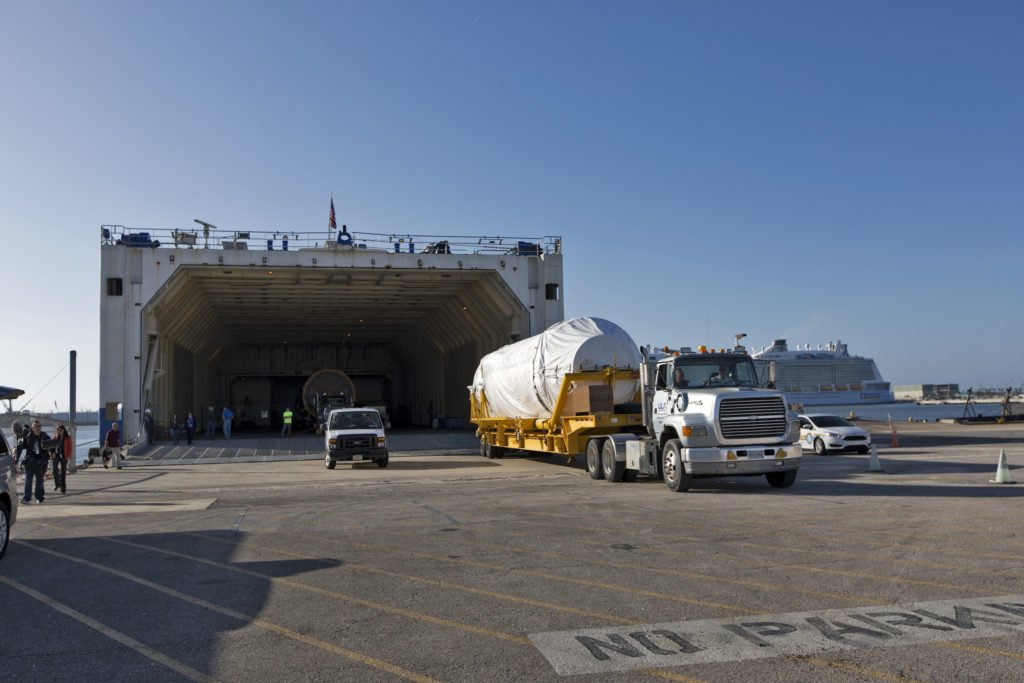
[802, 401, 1010, 422]
[2, 424, 99, 465]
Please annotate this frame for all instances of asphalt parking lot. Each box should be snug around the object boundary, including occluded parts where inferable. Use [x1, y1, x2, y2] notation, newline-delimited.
[3, 422, 1024, 682]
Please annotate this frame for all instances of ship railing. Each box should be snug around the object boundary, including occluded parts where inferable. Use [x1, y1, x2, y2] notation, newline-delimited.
[100, 225, 561, 256]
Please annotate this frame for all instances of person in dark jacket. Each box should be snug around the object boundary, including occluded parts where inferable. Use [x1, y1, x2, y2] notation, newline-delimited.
[51, 424, 72, 494]
[17, 420, 52, 503]
[170, 413, 181, 445]
[143, 409, 155, 445]
[185, 412, 195, 445]
[102, 422, 122, 470]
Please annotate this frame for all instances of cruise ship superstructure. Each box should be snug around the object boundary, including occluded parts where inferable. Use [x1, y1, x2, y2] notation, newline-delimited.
[751, 339, 894, 406]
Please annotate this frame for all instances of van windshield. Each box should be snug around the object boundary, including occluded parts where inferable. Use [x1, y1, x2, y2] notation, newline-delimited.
[329, 411, 383, 430]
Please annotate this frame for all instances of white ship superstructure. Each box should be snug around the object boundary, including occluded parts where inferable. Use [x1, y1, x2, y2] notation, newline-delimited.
[751, 339, 894, 405]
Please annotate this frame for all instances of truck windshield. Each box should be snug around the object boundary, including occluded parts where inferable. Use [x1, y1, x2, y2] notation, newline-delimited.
[329, 411, 383, 430]
[674, 357, 758, 388]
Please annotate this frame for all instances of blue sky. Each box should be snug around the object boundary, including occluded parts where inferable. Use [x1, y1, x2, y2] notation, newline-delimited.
[2, 0, 1021, 411]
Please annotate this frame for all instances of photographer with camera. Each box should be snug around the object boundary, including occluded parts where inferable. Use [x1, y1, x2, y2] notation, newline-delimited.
[17, 420, 56, 504]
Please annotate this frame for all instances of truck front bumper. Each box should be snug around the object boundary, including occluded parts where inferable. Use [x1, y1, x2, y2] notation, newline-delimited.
[684, 445, 801, 477]
[328, 446, 388, 462]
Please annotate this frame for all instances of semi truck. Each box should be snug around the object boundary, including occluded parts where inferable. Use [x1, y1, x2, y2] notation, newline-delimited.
[470, 339, 802, 492]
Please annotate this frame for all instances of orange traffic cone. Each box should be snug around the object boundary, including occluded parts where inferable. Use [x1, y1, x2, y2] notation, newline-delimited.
[888, 414, 900, 448]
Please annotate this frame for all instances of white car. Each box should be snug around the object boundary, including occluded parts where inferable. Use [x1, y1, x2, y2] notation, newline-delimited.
[798, 414, 872, 455]
[1, 425, 17, 560]
[324, 408, 389, 469]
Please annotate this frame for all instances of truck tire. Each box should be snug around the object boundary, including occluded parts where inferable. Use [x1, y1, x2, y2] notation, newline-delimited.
[601, 439, 624, 482]
[766, 469, 797, 488]
[586, 439, 604, 479]
[662, 439, 691, 492]
[325, 454, 336, 470]
[376, 452, 389, 468]
[813, 438, 828, 455]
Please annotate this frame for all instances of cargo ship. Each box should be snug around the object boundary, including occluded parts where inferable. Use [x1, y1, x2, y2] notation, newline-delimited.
[751, 339, 894, 405]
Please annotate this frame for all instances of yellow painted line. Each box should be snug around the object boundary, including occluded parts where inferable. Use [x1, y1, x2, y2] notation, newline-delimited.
[186, 529, 642, 626]
[0, 573, 219, 683]
[934, 641, 1024, 660]
[19, 540, 441, 683]
[245, 524, 764, 615]
[786, 654, 925, 682]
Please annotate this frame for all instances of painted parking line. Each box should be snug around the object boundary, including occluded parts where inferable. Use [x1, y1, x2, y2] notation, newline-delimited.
[528, 593, 1024, 675]
[0, 573, 218, 683]
[19, 540, 441, 683]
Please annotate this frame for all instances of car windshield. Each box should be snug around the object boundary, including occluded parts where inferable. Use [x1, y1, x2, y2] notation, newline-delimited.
[809, 416, 853, 428]
[674, 357, 758, 388]
[329, 411, 383, 430]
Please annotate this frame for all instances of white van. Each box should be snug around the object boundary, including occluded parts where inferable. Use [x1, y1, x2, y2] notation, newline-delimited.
[324, 408, 389, 469]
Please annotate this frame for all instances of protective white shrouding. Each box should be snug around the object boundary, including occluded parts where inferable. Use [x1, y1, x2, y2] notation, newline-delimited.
[472, 317, 640, 418]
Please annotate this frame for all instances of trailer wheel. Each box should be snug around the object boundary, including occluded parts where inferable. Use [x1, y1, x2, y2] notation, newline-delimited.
[491, 445, 505, 459]
[481, 436, 492, 458]
[662, 439, 691, 492]
[601, 439, 624, 482]
[586, 439, 604, 480]
[765, 469, 797, 488]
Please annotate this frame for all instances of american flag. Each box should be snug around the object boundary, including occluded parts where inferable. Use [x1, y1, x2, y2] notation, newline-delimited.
[329, 196, 337, 229]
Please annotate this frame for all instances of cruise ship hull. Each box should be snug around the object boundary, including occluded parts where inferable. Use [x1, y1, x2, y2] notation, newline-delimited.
[752, 339, 895, 406]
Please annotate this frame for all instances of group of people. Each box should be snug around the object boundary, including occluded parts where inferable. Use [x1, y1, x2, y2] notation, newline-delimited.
[15, 420, 73, 503]
[139, 406, 236, 445]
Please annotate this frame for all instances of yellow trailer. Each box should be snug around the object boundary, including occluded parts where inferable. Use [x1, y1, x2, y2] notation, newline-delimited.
[470, 368, 643, 460]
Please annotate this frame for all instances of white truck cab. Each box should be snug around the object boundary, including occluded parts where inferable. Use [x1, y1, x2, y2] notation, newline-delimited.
[622, 344, 802, 491]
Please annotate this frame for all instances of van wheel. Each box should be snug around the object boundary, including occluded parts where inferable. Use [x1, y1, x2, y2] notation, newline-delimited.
[766, 469, 797, 488]
[662, 439, 691, 492]
[325, 454, 336, 470]
[586, 439, 604, 479]
[0, 503, 9, 560]
[601, 439, 624, 482]
[376, 452, 389, 468]
[813, 438, 828, 455]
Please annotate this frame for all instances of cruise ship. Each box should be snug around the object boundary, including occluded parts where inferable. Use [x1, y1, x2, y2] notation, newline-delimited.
[751, 339, 894, 406]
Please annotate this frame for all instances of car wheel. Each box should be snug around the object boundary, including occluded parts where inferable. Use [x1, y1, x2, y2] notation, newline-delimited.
[586, 439, 604, 480]
[766, 469, 797, 488]
[601, 439, 624, 482]
[325, 454, 336, 470]
[376, 452, 389, 468]
[0, 503, 9, 560]
[813, 438, 828, 455]
[662, 439, 691, 492]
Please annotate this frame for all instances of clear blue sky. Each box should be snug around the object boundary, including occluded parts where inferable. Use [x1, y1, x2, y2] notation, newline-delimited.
[2, 0, 1021, 411]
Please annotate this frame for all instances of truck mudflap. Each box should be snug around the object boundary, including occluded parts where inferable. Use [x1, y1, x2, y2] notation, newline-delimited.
[683, 445, 801, 477]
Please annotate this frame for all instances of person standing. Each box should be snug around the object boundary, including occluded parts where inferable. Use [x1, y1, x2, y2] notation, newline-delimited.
[281, 407, 293, 437]
[206, 406, 217, 440]
[143, 409, 155, 446]
[51, 424, 72, 494]
[170, 413, 181, 445]
[185, 412, 195, 445]
[17, 420, 51, 503]
[222, 406, 235, 440]
[102, 421, 123, 470]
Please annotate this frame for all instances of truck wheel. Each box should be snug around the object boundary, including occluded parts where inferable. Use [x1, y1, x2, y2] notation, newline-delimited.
[586, 439, 604, 479]
[662, 439, 691, 492]
[601, 439, 624, 482]
[813, 438, 828, 455]
[325, 454, 336, 470]
[0, 503, 9, 560]
[376, 452, 389, 468]
[766, 469, 797, 488]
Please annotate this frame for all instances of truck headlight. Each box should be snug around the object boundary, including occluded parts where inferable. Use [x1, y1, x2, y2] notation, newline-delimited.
[377, 437, 386, 447]
[681, 425, 708, 437]
[329, 438, 337, 446]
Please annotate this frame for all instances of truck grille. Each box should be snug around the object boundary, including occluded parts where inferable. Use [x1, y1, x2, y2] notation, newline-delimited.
[718, 396, 788, 440]
[339, 434, 374, 448]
